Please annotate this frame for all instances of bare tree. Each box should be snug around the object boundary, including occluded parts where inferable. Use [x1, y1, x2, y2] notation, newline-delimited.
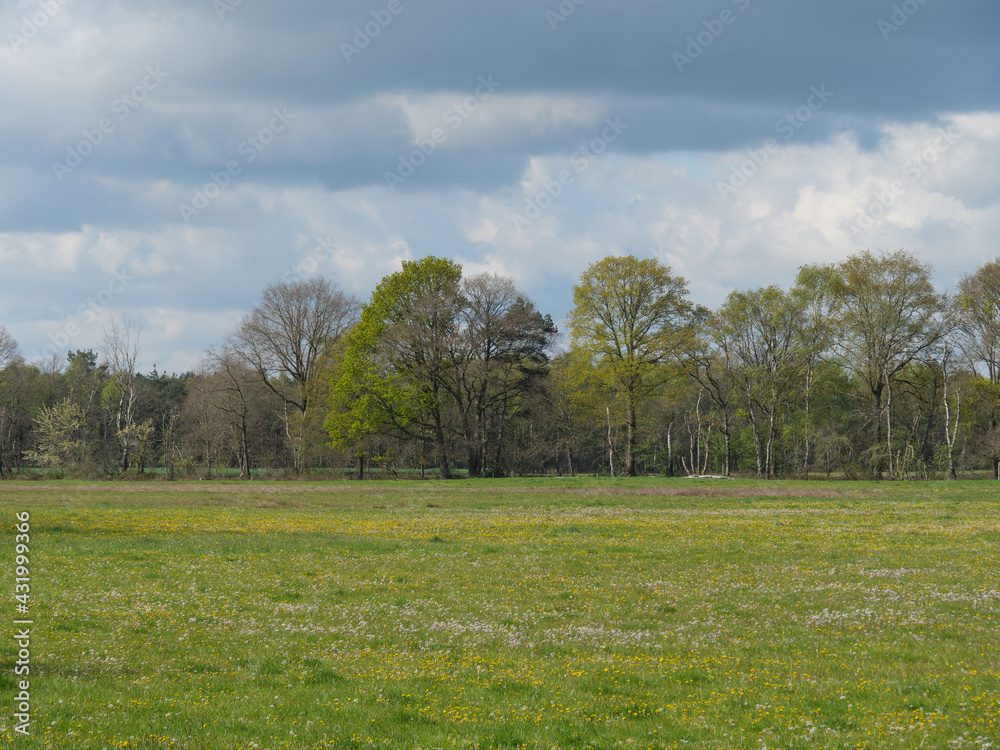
[0, 325, 19, 368]
[227, 277, 359, 471]
[178, 372, 233, 478]
[101, 314, 142, 472]
[203, 348, 282, 478]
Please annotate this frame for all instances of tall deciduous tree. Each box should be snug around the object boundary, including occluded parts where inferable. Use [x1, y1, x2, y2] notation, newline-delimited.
[0, 325, 19, 368]
[0, 360, 38, 475]
[569, 255, 693, 476]
[716, 286, 805, 478]
[449, 272, 556, 477]
[329, 257, 463, 479]
[792, 264, 837, 477]
[228, 277, 359, 471]
[101, 314, 142, 472]
[952, 259, 1000, 478]
[0, 328, 24, 474]
[827, 250, 945, 476]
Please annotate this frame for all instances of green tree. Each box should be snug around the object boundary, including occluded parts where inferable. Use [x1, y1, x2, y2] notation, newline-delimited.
[792, 264, 837, 477]
[328, 257, 463, 479]
[716, 286, 805, 478]
[569, 255, 693, 476]
[687, 307, 738, 476]
[547, 348, 613, 476]
[827, 250, 945, 477]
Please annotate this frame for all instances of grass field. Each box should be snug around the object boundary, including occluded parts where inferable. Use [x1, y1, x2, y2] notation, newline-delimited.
[1, 478, 998, 749]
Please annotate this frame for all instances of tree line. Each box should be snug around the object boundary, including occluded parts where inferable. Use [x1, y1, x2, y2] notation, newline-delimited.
[2, 249, 999, 480]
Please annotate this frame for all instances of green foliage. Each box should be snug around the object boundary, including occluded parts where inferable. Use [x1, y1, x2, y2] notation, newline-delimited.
[327, 257, 463, 464]
[569, 255, 692, 375]
[569, 255, 693, 475]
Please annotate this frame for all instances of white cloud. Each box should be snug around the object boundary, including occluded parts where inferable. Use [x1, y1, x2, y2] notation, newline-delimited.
[382, 91, 609, 150]
[0, 230, 85, 271]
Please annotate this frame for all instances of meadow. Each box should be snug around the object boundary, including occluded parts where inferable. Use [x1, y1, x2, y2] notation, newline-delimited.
[1, 477, 998, 749]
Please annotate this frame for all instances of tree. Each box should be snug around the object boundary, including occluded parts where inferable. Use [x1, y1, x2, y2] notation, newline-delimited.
[329, 257, 463, 479]
[568, 255, 693, 476]
[0, 360, 39, 475]
[0, 329, 24, 474]
[204, 349, 279, 478]
[101, 314, 142, 472]
[178, 373, 233, 478]
[952, 259, 1000, 478]
[792, 265, 837, 477]
[825, 250, 945, 477]
[544, 350, 607, 476]
[26, 399, 86, 469]
[0, 325, 19, 368]
[716, 286, 805, 478]
[449, 272, 556, 476]
[687, 307, 738, 476]
[228, 277, 359, 471]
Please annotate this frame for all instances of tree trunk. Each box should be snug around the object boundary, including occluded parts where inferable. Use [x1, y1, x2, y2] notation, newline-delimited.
[746, 397, 763, 479]
[666, 426, 673, 477]
[625, 394, 637, 477]
[803, 364, 813, 480]
[993, 413, 999, 480]
[868, 379, 884, 477]
[433, 409, 451, 480]
[885, 374, 893, 480]
[766, 398, 776, 479]
[943, 375, 959, 480]
[606, 405, 615, 478]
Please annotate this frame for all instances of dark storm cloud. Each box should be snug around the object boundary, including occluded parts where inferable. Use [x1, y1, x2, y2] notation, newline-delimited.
[6, 0, 998, 194]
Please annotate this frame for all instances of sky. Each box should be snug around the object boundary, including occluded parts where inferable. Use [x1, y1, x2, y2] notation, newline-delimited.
[2, 0, 999, 373]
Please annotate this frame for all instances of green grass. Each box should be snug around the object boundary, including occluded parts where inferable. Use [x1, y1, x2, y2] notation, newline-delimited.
[1, 478, 999, 748]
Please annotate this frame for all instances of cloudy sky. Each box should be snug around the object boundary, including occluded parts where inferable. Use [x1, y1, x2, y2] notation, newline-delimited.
[2, 0, 998, 372]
